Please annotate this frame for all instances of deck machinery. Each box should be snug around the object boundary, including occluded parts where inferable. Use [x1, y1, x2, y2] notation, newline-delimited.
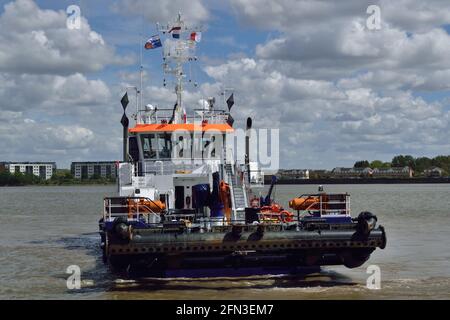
[98, 14, 386, 277]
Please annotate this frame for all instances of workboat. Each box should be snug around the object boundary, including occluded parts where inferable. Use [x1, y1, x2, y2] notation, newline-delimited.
[99, 14, 386, 277]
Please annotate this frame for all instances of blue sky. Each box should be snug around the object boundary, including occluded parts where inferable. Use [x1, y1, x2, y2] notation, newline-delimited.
[0, 0, 449, 169]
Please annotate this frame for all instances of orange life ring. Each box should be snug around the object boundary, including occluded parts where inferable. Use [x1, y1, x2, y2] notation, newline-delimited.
[279, 210, 294, 222]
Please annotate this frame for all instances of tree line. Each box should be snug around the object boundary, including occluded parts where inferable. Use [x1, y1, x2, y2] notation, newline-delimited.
[354, 155, 450, 175]
[0, 169, 116, 186]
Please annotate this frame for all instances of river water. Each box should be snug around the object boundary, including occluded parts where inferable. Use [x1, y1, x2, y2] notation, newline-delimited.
[0, 184, 449, 299]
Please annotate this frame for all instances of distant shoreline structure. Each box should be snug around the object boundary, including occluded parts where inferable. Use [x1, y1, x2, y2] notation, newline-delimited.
[266, 177, 450, 184]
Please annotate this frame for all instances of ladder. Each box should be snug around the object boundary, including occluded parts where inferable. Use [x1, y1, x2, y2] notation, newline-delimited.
[225, 163, 247, 221]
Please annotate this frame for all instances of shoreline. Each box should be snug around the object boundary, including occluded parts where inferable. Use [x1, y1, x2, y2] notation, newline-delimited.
[2, 178, 450, 187]
[268, 177, 450, 184]
[0, 182, 116, 187]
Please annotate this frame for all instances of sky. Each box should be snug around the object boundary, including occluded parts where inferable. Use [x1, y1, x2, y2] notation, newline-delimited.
[0, 0, 449, 169]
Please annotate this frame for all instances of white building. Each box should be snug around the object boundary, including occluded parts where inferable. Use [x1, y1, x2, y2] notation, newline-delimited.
[331, 167, 372, 178]
[372, 166, 413, 178]
[71, 161, 117, 179]
[277, 169, 310, 180]
[2, 162, 56, 180]
[423, 167, 444, 178]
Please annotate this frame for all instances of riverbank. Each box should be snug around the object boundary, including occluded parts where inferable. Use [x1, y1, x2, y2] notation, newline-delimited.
[0, 181, 116, 187]
[268, 177, 450, 184]
[0, 169, 116, 187]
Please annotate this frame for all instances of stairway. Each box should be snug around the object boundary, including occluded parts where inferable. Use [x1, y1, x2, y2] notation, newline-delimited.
[225, 164, 247, 218]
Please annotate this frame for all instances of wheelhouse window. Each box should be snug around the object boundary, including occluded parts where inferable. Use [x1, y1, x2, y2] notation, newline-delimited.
[141, 134, 157, 159]
[158, 133, 172, 159]
[140, 133, 173, 160]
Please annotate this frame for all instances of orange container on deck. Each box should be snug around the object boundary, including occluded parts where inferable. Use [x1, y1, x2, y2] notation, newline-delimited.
[127, 199, 166, 215]
[289, 197, 320, 211]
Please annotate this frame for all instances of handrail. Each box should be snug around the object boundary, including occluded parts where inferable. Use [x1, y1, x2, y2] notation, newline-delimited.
[103, 202, 158, 223]
[294, 193, 350, 217]
[138, 108, 230, 125]
[241, 170, 249, 208]
[225, 147, 238, 221]
[235, 164, 248, 209]
[103, 196, 165, 222]
[105, 196, 164, 211]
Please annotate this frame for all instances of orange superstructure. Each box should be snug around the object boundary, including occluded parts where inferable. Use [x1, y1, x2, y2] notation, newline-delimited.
[129, 123, 234, 133]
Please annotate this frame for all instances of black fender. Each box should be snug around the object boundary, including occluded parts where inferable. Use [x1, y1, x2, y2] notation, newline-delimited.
[357, 211, 377, 236]
[112, 216, 131, 241]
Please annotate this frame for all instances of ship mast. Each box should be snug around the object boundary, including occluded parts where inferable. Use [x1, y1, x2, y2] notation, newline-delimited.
[158, 13, 202, 123]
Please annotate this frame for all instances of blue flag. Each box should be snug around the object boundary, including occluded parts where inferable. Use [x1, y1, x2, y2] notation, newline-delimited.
[145, 35, 162, 49]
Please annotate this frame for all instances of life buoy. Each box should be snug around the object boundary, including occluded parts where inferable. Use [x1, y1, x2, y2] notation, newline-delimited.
[259, 204, 294, 223]
[279, 210, 294, 222]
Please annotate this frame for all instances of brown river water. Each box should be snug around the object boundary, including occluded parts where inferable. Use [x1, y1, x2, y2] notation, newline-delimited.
[0, 184, 449, 299]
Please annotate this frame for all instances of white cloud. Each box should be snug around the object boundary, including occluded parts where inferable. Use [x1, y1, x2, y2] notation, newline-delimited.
[230, 0, 450, 32]
[0, 1, 123, 167]
[113, 0, 209, 24]
[203, 57, 450, 168]
[233, 0, 450, 91]
[0, 120, 94, 153]
[216, 0, 450, 168]
[0, 72, 111, 112]
[0, 0, 131, 75]
[1, 0, 449, 169]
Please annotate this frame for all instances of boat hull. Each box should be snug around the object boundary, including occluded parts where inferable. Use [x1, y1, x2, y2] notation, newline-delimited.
[101, 225, 386, 276]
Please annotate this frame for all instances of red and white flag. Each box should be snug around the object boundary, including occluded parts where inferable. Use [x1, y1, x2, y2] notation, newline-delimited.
[190, 32, 201, 42]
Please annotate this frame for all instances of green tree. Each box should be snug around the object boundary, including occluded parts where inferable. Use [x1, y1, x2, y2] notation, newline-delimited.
[392, 155, 415, 169]
[354, 160, 370, 168]
[381, 162, 392, 168]
[0, 171, 12, 186]
[431, 155, 450, 174]
[370, 160, 384, 169]
[415, 157, 432, 174]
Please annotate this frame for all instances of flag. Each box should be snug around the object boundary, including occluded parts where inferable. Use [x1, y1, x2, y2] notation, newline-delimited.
[121, 92, 129, 110]
[144, 35, 162, 49]
[190, 32, 201, 42]
[169, 26, 181, 39]
[226, 93, 234, 111]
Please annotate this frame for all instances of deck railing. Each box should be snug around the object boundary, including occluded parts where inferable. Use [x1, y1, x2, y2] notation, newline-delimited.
[138, 108, 230, 125]
[295, 193, 351, 216]
[103, 196, 163, 224]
